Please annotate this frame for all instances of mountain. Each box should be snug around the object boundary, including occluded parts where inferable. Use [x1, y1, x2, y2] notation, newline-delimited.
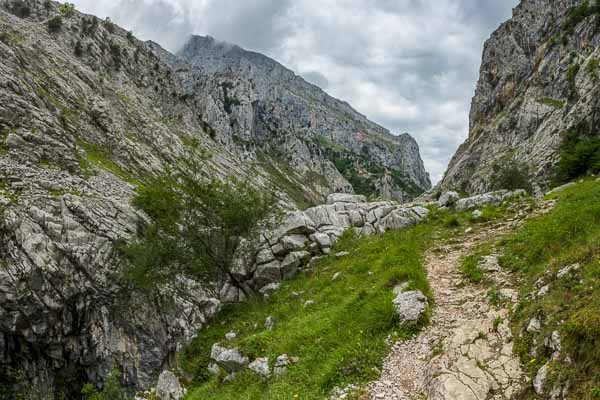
[0, 0, 429, 397]
[441, 0, 600, 194]
[171, 35, 431, 203]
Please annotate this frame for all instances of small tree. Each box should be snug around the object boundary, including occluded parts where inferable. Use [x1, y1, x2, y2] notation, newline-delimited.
[489, 157, 532, 192]
[120, 158, 278, 296]
[48, 15, 62, 33]
[74, 40, 83, 57]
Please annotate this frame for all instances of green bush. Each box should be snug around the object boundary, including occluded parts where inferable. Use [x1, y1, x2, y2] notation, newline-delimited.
[74, 40, 83, 57]
[81, 370, 129, 400]
[563, 1, 600, 33]
[489, 157, 532, 192]
[587, 58, 599, 81]
[104, 17, 115, 34]
[120, 158, 278, 295]
[47, 16, 62, 33]
[555, 128, 600, 183]
[58, 2, 75, 17]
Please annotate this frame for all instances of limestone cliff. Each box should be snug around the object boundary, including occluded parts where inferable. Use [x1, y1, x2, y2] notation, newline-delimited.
[441, 0, 600, 194]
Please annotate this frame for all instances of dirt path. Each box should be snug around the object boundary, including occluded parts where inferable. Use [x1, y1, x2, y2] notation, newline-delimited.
[366, 211, 539, 400]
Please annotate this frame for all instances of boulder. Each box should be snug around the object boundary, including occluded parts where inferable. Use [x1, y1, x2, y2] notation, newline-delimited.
[546, 182, 576, 196]
[393, 290, 428, 325]
[253, 261, 282, 288]
[326, 193, 367, 204]
[312, 232, 332, 248]
[274, 354, 290, 376]
[156, 371, 185, 400]
[533, 363, 549, 395]
[280, 234, 308, 251]
[265, 316, 275, 331]
[210, 344, 249, 372]
[280, 251, 310, 279]
[248, 357, 271, 377]
[438, 191, 459, 207]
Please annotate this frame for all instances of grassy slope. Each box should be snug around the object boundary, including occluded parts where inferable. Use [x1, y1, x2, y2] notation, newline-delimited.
[496, 179, 600, 399]
[180, 224, 436, 400]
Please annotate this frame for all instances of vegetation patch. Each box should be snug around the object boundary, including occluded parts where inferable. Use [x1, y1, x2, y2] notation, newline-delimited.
[76, 139, 140, 185]
[499, 179, 600, 398]
[536, 97, 565, 109]
[489, 157, 532, 193]
[181, 224, 435, 400]
[554, 128, 600, 184]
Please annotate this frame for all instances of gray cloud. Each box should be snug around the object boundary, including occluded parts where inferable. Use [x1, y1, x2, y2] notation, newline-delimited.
[71, 0, 519, 183]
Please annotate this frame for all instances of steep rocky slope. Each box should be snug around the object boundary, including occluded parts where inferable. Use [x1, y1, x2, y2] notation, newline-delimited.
[173, 35, 431, 202]
[441, 0, 600, 194]
[0, 0, 430, 397]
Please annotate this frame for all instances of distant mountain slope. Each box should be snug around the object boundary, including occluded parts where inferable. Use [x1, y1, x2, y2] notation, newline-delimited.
[441, 0, 600, 194]
[171, 35, 431, 202]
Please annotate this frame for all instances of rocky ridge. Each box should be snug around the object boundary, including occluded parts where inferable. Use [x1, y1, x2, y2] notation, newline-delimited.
[441, 0, 600, 194]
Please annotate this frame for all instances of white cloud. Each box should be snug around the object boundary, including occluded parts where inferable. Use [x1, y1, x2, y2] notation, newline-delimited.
[70, 0, 518, 184]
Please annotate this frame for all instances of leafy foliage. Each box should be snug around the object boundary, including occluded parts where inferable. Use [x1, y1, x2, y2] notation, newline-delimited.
[120, 158, 278, 294]
[555, 128, 600, 183]
[47, 15, 63, 33]
[489, 157, 532, 192]
[58, 2, 75, 17]
[81, 370, 129, 400]
[563, 1, 600, 34]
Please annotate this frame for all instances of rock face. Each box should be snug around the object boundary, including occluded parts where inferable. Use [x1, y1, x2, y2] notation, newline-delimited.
[156, 371, 185, 400]
[234, 194, 430, 295]
[173, 35, 431, 202]
[441, 0, 600, 194]
[0, 0, 430, 397]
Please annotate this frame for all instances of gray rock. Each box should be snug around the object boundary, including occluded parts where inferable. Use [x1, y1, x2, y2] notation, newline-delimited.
[265, 316, 275, 331]
[332, 272, 342, 281]
[327, 193, 368, 204]
[392, 290, 428, 325]
[156, 371, 185, 400]
[557, 263, 580, 279]
[207, 363, 221, 376]
[274, 354, 290, 376]
[248, 358, 270, 377]
[533, 363, 549, 395]
[472, 209, 483, 218]
[280, 234, 309, 251]
[225, 332, 237, 341]
[335, 251, 350, 258]
[280, 251, 310, 279]
[438, 191, 459, 207]
[527, 318, 542, 333]
[312, 232, 332, 248]
[210, 344, 249, 372]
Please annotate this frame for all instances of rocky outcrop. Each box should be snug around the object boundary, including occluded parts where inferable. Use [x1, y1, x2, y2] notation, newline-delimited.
[441, 0, 600, 194]
[221, 194, 430, 298]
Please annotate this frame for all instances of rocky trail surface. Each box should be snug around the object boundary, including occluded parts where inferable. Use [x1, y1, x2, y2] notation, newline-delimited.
[367, 201, 554, 400]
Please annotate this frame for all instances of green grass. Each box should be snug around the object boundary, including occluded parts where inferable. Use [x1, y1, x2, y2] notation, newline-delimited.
[498, 179, 600, 399]
[181, 224, 437, 400]
[536, 97, 565, 109]
[460, 252, 486, 283]
[76, 139, 141, 185]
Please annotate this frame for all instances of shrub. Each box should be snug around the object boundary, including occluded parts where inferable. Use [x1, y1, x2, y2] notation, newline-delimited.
[81, 370, 128, 400]
[461, 254, 484, 283]
[109, 42, 121, 69]
[8, 0, 31, 18]
[567, 63, 581, 84]
[126, 30, 134, 43]
[120, 158, 278, 295]
[555, 128, 600, 183]
[47, 16, 63, 33]
[443, 215, 460, 228]
[58, 2, 75, 17]
[489, 157, 532, 192]
[103, 17, 115, 33]
[74, 40, 83, 57]
[587, 58, 599, 81]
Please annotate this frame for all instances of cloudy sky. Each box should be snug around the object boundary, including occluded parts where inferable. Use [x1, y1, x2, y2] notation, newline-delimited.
[70, 0, 518, 183]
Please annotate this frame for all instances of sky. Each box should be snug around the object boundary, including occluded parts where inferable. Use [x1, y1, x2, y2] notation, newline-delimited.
[70, 0, 519, 184]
